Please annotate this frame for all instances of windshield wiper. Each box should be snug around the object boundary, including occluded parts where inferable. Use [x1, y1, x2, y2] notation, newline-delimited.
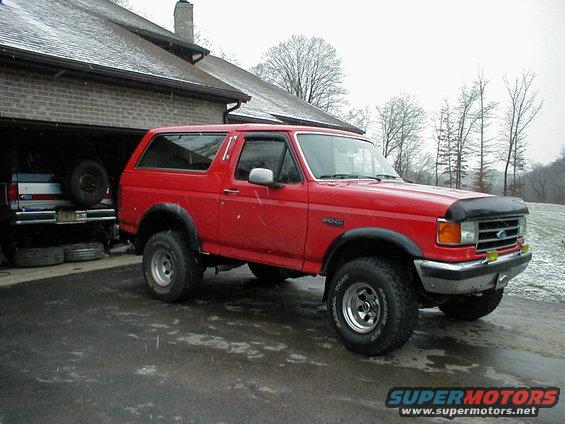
[374, 174, 400, 180]
[319, 173, 381, 180]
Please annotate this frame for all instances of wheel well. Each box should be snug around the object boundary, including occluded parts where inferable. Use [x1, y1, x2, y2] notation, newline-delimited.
[322, 237, 417, 301]
[134, 210, 193, 255]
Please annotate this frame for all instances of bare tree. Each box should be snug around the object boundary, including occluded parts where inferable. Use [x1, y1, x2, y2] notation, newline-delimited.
[501, 71, 543, 196]
[340, 106, 372, 133]
[376, 94, 425, 167]
[432, 105, 448, 186]
[251, 35, 347, 114]
[376, 97, 403, 158]
[435, 100, 457, 187]
[523, 153, 565, 204]
[452, 84, 480, 189]
[405, 153, 435, 185]
[527, 163, 550, 202]
[393, 102, 426, 177]
[473, 69, 497, 193]
[193, 31, 213, 50]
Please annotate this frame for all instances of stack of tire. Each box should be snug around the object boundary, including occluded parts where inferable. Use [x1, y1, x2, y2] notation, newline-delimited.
[11, 160, 109, 268]
[12, 243, 105, 268]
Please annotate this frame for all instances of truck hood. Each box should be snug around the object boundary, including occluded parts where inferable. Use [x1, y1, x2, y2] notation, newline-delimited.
[316, 180, 528, 219]
[318, 180, 512, 219]
[348, 180, 488, 201]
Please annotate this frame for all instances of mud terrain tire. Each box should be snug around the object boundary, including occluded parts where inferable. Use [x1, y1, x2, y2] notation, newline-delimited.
[328, 257, 418, 356]
[439, 289, 504, 321]
[142, 230, 204, 302]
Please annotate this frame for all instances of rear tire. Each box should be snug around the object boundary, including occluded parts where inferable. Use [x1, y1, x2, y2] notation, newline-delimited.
[12, 247, 64, 268]
[439, 289, 503, 321]
[63, 242, 104, 263]
[328, 257, 418, 356]
[142, 230, 204, 302]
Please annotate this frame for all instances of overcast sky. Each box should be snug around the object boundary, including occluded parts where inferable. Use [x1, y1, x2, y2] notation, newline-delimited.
[126, 0, 564, 165]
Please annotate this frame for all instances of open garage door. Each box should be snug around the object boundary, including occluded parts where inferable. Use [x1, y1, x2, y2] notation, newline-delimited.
[0, 118, 145, 261]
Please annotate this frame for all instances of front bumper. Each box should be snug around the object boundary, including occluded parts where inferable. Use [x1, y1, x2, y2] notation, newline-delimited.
[11, 209, 116, 225]
[414, 251, 532, 294]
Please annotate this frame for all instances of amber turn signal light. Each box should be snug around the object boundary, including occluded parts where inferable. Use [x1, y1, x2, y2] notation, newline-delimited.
[437, 221, 461, 244]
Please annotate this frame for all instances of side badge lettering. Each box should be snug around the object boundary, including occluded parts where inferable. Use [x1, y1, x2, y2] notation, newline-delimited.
[322, 217, 344, 227]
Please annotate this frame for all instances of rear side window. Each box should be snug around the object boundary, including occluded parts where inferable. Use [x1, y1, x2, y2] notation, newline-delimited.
[137, 133, 227, 171]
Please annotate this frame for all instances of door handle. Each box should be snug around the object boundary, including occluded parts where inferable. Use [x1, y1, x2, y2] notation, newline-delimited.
[223, 188, 239, 195]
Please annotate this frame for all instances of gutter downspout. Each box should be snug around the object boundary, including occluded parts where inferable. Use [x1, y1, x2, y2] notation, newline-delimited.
[192, 53, 205, 63]
[223, 100, 241, 124]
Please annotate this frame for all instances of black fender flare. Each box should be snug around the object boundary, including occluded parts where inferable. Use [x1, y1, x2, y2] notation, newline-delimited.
[321, 227, 423, 276]
[134, 203, 200, 254]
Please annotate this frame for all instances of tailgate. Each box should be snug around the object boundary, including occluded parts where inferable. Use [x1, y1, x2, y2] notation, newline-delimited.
[16, 174, 70, 210]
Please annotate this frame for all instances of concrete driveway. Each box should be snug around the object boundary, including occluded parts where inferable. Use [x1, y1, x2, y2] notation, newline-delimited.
[0, 265, 563, 423]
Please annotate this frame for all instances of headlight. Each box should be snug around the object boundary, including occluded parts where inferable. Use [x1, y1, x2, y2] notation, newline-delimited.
[460, 221, 477, 244]
[518, 216, 527, 236]
[437, 219, 477, 246]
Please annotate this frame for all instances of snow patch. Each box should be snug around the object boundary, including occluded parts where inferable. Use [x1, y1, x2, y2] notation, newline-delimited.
[177, 333, 264, 359]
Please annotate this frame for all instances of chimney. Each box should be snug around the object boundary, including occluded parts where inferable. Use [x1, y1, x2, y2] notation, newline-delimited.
[174, 0, 194, 44]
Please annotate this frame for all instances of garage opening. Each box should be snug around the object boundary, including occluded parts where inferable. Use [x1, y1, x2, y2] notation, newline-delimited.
[0, 119, 144, 263]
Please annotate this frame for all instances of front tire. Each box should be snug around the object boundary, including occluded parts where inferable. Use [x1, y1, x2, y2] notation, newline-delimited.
[439, 289, 503, 321]
[142, 231, 204, 302]
[328, 257, 418, 356]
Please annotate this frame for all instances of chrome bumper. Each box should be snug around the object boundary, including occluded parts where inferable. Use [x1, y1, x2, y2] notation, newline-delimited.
[414, 251, 532, 294]
[11, 209, 116, 225]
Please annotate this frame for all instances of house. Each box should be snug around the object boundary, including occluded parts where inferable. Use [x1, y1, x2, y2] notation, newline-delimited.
[0, 0, 248, 134]
[0, 0, 362, 263]
[0, 0, 359, 145]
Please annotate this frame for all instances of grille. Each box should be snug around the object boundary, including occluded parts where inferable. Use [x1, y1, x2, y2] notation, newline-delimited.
[476, 216, 520, 253]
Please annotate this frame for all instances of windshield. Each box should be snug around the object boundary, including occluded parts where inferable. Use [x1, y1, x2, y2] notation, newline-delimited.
[296, 133, 400, 180]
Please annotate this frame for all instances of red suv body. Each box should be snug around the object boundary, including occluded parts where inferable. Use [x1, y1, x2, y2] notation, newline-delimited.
[119, 124, 531, 355]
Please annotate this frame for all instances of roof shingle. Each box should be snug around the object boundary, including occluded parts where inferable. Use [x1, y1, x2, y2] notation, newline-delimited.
[197, 55, 362, 133]
[0, 0, 247, 101]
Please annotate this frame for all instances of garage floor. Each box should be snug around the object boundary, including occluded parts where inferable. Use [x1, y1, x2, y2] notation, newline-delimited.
[0, 265, 563, 423]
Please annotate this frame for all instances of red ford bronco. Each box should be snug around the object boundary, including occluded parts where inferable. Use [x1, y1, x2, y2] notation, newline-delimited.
[118, 124, 531, 355]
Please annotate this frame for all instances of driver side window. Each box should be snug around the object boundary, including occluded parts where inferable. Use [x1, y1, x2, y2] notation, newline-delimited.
[235, 137, 301, 184]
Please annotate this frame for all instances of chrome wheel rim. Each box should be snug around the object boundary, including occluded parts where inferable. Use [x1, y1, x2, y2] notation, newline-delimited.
[342, 282, 380, 333]
[150, 249, 174, 287]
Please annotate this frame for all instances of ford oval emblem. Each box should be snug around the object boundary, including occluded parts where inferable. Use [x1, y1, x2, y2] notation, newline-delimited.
[20, 194, 32, 200]
[496, 229, 507, 239]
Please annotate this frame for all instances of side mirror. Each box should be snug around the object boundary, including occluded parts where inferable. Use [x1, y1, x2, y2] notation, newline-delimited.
[248, 168, 283, 188]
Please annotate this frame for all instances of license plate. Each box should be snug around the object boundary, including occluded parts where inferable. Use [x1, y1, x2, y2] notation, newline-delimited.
[56, 210, 78, 223]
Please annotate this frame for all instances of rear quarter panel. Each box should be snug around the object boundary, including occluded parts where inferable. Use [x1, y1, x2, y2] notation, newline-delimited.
[118, 130, 234, 253]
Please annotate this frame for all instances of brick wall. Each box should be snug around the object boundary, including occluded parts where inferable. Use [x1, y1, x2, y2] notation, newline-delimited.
[0, 65, 225, 129]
